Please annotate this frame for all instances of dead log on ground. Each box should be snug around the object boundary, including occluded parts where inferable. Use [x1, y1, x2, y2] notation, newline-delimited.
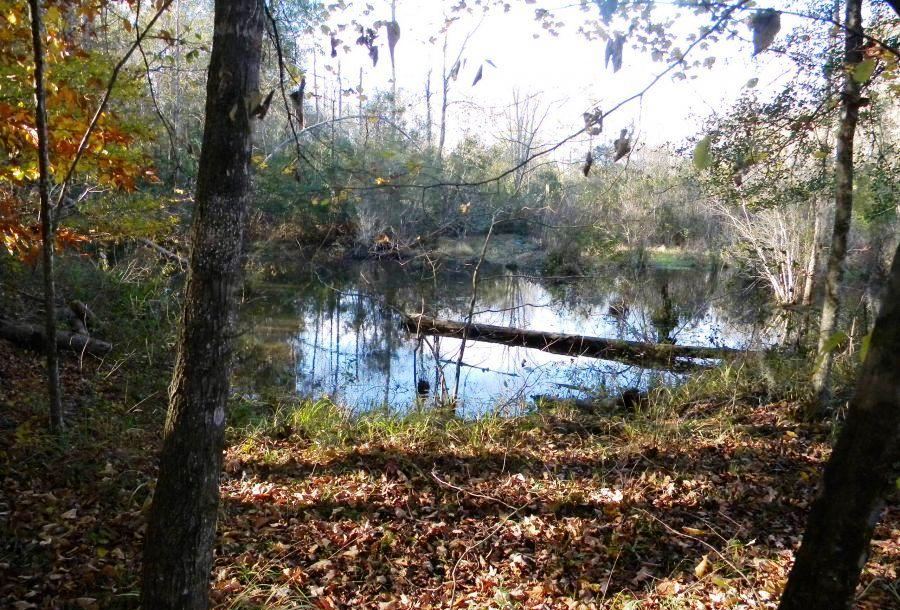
[404, 313, 749, 371]
[533, 388, 648, 413]
[0, 318, 112, 356]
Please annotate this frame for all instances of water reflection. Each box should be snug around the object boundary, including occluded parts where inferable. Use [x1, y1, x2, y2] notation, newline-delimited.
[237, 260, 771, 417]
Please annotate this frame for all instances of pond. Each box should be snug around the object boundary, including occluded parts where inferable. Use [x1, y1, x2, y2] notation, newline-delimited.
[236, 257, 772, 417]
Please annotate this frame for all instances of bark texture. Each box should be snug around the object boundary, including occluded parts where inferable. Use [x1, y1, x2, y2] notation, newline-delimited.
[28, 0, 64, 433]
[779, 240, 900, 609]
[811, 0, 863, 408]
[141, 2, 263, 609]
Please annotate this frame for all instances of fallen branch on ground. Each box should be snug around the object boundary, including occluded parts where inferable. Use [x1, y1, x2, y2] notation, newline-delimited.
[138, 238, 188, 266]
[0, 318, 112, 356]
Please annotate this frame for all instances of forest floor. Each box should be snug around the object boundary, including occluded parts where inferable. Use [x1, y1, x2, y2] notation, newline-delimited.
[1, 339, 899, 610]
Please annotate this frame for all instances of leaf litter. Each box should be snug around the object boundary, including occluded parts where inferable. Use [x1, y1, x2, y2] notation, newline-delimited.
[0, 341, 898, 609]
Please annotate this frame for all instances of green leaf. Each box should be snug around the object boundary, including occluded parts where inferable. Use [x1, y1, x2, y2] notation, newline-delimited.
[822, 331, 848, 354]
[852, 58, 876, 84]
[859, 331, 873, 363]
[693, 136, 712, 170]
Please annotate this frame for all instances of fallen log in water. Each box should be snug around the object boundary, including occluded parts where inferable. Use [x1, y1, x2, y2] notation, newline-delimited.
[0, 318, 113, 356]
[403, 313, 748, 370]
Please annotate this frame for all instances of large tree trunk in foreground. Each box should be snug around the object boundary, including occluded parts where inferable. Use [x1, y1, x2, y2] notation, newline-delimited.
[28, 0, 64, 433]
[141, 2, 263, 609]
[811, 0, 863, 411]
[404, 314, 747, 371]
[779, 240, 900, 609]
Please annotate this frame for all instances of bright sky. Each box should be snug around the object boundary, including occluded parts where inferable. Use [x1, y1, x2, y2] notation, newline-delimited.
[306, 1, 808, 160]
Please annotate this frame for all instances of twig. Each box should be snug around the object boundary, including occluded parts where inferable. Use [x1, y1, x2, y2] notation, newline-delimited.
[637, 508, 763, 607]
[430, 469, 519, 511]
[453, 216, 496, 401]
[430, 469, 528, 608]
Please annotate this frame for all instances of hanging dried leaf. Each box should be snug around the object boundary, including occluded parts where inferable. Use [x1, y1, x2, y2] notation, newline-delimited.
[583, 150, 593, 177]
[449, 59, 461, 81]
[330, 35, 340, 58]
[289, 77, 306, 128]
[750, 9, 780, 55]
[472, 65, 483, 86]
[583, 109, 603, 135]
[385, 20, 400, 70]
[250, 89, 275, 120]
[613, 128, 630, 161]
[605, 34, 625, 72]
[355, 27, 379, 66]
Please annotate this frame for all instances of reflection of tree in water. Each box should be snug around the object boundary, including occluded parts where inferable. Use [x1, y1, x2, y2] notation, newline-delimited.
[237, 258, 773, 413]
[650, 281, 678, 344]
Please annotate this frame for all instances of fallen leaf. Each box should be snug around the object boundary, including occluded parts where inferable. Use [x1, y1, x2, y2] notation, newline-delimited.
[695, 554, 711, 579]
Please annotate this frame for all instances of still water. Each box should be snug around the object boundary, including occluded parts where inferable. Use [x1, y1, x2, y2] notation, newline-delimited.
[237, 259, 770, 417]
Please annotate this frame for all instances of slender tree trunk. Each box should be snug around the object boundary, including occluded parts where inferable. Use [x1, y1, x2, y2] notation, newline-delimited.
[801, 200, 820, 307]
[425, 68, 433, 147]
[811, 0, 863, 410]
[390, 0, 397, 117]
[312, 53, 320, 118]
[337, 60, 343, 117]
[141, 2, 263, 609]
[28, 0, 63, 433]
[438, 34, 449, 162]
[779, 240, 900, 610]
[358, 67, 364, 134]
[172, 0, 182, 186]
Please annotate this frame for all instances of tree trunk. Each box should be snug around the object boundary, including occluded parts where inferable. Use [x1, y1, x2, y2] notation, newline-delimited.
[390, 0, 397, 117]
[801, 200, 820, 307]
[140, 2, 263, 609]
[425, 68, 433, 147]
[779, 240, 900, 610]
[404, 314, 746, 371]
[438, 34, 449, 162]
[811, 0, 863, 411]
[28, 0, 64, 433]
